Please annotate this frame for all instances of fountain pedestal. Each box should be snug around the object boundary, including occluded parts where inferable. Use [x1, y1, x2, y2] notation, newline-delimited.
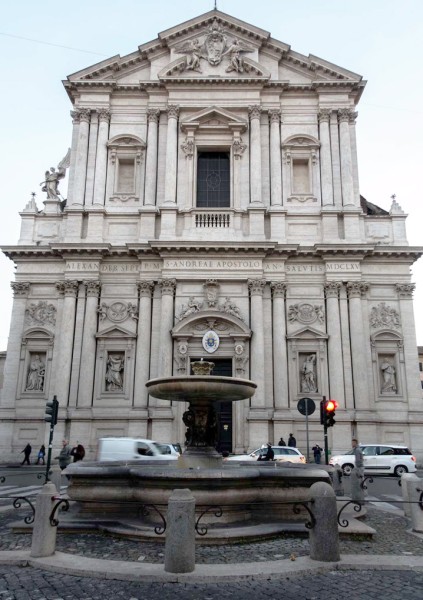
[146, 360, 257, 469]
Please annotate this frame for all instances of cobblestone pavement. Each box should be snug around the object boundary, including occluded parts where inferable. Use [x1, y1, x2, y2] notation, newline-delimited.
[1, 504, 423, 599]
[1, 566, 423, 600]
[1, 506, 422, 563]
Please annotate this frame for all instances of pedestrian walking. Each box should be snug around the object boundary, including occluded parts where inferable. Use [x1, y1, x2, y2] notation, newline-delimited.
[71, 443, 85, 463]
[278, 437, 286, 446]
[20, 443, 32, 465]
[257, 443, 274, 461]
[56, 439, 72, 471]
[35, 444, 46, 465]
[288, 433, 296, 447]
[312, 444, 322, 464]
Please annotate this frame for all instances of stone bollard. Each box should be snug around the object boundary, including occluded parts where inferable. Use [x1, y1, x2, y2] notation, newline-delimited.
[309, 481, 340, 562]
[409, 477, 423, 533]
[402, 473, 420, 518]
[48, 466, 62, 492]
[30, 482, 58, 558]
[332, 466, 344, 496]
[164, 488, 196, 573]
[350, 468, 364, 504]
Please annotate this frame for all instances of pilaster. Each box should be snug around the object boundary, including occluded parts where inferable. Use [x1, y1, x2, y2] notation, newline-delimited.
[396, 284, 421, 411]
[248, 105, 263, 204]
[77, 281, 101, 408]
[71, 108, 91, 206]
[134, 280, 154, 408]
[0, 283, 30, 408]
[144, 109, 160, 206]
[269, 110, 282, 206]
[164, 105, 179, 204]
[93, 109, 111, 205]
[346, 281, 370, 411]
[338, 108, 355, 207]
[248, 278, 266, 409]
[318, 109, 334, 206]
[54, 280, 79, 406]
[324, 282, 345, 407]
[271, 282, 288, 410]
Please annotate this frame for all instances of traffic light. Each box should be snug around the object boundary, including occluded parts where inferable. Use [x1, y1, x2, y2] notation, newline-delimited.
[324, 399, 338, 428]
[45, 396, 59, 426]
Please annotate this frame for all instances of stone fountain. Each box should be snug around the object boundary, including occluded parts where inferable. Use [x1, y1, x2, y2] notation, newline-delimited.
[65, 361, 331, 542]
[146, 359, 256, 468]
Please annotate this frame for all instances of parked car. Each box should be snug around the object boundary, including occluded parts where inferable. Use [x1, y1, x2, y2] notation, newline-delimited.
[96, 438, 179, 462]
[329, 444, 416, 476]
[225, 446, 306, 464]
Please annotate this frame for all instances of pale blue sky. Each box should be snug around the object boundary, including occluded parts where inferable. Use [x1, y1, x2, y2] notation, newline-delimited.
[1, 0, 422, 348]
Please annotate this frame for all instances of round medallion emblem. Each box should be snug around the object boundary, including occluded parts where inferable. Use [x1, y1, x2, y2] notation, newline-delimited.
[202, 330, 220, 354]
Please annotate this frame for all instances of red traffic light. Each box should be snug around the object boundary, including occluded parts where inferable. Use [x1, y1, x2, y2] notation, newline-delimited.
[325, 400, 338, 412]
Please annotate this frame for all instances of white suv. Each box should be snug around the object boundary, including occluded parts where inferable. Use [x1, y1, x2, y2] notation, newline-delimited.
[330, 444, 416, 476]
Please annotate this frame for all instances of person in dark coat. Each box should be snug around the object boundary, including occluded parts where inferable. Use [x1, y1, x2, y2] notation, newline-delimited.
[258, 443, 275, 461]
[20, 443, 32, 465]
[288, 433, 296, 447]
[312, 444, 322, 464]
[278, 437, 286, 446]
[70, 443, 85, 463]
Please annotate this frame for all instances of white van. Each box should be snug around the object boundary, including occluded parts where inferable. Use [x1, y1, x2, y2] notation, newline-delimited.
[97, 438, 179, 462]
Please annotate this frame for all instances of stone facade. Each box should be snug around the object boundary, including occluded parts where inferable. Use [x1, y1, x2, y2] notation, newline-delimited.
[1, 10, 422, 461]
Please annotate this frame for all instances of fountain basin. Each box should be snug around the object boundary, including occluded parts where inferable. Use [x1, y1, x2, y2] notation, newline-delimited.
[146, 375, 257, 403]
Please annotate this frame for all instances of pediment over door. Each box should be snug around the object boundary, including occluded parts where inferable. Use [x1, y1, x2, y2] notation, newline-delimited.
[286, 326, 328, 341]
[180, 106, 248, 134]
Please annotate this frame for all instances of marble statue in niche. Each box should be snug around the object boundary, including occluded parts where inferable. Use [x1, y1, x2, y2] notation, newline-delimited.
[380, 359, 397, 393]
[300, 354, 317, 393]
[105, 353, 124, 391]
[26, 354, 46, 391]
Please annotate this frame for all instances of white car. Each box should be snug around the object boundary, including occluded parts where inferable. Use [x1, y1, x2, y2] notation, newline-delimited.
[96, 438, 179, 461]
[329, 444, 416, 476]
[225, 446, 306, 464]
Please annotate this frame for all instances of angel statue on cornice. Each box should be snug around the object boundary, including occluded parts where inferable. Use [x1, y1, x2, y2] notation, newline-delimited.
[222, 38, 254, 73]
[174, 38, 204, 72]
[40, 148, 71, 200]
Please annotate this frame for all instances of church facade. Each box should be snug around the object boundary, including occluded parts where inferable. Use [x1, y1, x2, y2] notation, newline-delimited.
[1, 10, 422, 461]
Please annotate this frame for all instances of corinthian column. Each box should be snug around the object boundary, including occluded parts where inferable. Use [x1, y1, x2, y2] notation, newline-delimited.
[347, 282, 369, 410]
[134, 281, 154, 407]
[55, 281, 79, 405]
[0, 283, 30, 408]
[324, 282, 345, 407]
[248, 279, 266, 408]
[249, 105, 262, 204]
[77, 281, 101, 407]
[158, 279, 176, 378]
[93, 109, 111, 205]
[318, 109, 334, 206]
[144, 109, 160, 206]
[271, 282, 288, 409]
[164, 105, 179, 204]
[71, 108, 91, 206]
[269, 110, 282, 206]
[338, 109, 355, 207]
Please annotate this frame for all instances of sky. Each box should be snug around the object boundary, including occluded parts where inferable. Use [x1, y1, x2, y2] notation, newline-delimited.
[0, 0, 422, 349]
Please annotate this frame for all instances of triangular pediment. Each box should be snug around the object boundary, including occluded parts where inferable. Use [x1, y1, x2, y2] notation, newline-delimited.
[287, 326, 328, 340]
[64, 9, 363, 98]
[96, 325, 136, 339]
[180, 106, 248, 133]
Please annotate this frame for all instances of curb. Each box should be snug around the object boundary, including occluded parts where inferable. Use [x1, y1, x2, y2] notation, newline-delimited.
[1, 551, 423, 582]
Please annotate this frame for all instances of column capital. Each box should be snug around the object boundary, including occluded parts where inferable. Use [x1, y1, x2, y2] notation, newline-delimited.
[346, 281, 369, 298]
[71, 108, 91, 123]
[167, 105, 179, 119]
[84, 280, 101, 296]
[97, 108, 111, 123]
[56, 280, 79, 297]
[11, 282, 30, 298]
[337, 108, 355, 124]
[317, 108, 331, 123]
[270, 281, 287, 297]
[138, 280, 155, 297]
[324, 281, 342, 298]
[248, 105, 262, 120]
[160, 278, 177, 296]
[396, 283, 415, 298]
[248, 278, 266, 296]
[147, 108, 160, 123]
[269, 109, 281, 124]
